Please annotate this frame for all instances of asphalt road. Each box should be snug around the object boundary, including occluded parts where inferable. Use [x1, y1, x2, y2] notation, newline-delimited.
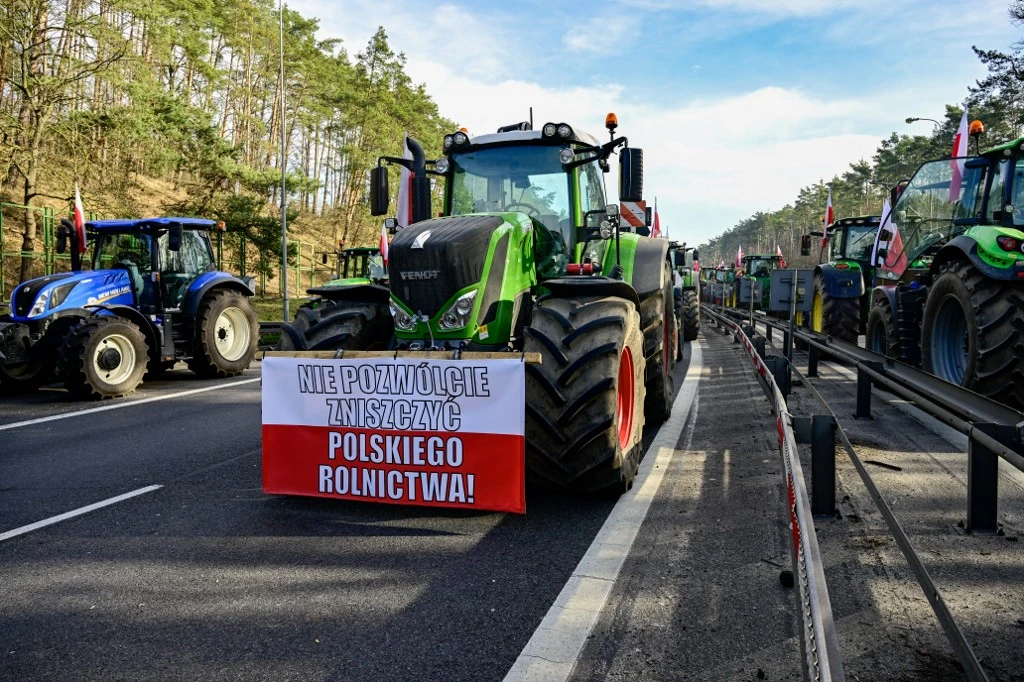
[0, 351, 697, 682]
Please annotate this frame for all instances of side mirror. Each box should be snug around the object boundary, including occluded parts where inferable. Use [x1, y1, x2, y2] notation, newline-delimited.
[800, 234, 812, 256]
[168, 223, 183, 252]
[692, 249, 699, 262]
[619, 148, 644, 202]
[370, 166, 390, 216]
[56, 219, 69, 254]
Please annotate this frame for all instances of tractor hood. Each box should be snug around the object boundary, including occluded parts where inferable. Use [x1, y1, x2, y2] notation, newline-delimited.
[9, 269, 134, 321]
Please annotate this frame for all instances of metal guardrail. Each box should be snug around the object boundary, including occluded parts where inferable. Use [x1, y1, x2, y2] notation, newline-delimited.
[725, 307, 1024, 534]
[705, 306, 846, 682]
[727, 306, 997, 682]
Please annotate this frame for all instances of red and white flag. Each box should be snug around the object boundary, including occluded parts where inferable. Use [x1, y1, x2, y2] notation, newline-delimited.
[776, 244, 787, 269]
[379, 223, 389, 266]
[73, 183, 87, 254]
[871, 197, 909, 277]
[822, 187, 834, 245]
[736, 244, 743, 268]
[396, 134, 414, 228]
[652, 200, 662, 238]
[950, 109, 969, 203]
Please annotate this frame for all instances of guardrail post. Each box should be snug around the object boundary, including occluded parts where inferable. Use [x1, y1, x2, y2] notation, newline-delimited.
[764, 324, 772, 345]
[807, 344, 819, 378]
[769, 356, 790, 398]
[966, 423, 1013, 534]
[811, 415, 837, 515]
[753, 335, 766, 360]
[742, 324, 754, 339]
[854, 362, 881, 420]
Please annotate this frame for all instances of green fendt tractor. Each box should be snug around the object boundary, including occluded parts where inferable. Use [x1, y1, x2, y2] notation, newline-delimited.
[368, 116, 676, 493]
[798, 216, 880, 341]
[867, 137, 1024, 408]
[278, 245, 393, 351]
[668, 242, 700, 344]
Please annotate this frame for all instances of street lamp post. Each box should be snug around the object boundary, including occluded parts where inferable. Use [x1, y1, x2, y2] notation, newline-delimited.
[905, 117, 941, 134]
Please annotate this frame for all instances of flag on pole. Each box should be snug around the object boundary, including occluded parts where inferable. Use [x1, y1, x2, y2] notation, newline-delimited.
[73, 183, 87, 254]
[736, 244, 743, 268]
[396, 134, 414, 228]
[652, 198, 662, 238]
[950, 109, 969, 203]
[776, 244, 787, 269]
[821, 187, 834, 246]
[871, 198, 908, 277]
[379, 223, 389, 266]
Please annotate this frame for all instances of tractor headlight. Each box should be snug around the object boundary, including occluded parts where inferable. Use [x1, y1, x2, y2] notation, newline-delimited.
[599, 219, 615, 239]
[435, 157, 450, 174]
[28, 289, 51, 317]
[557, 124, 573, 139]
[542, 123, 557, 137]
[49, 281, 78, 308]
[439, 291, 477, 330]
[389, 302, 416, 331]
[443, 135, 454, 150]
[558, 148, 575, 164]
[453, 131, 468, 146]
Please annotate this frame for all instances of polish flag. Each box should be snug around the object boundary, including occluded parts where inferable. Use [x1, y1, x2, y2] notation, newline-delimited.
[871, 198, 908, 277]
[73, 183, 87, 254]
[950, 109, 969, 203]
[821, 187, 834, 246]
[736, 244, 743, 268]
[379, 223, 389, 266]
[652, 204, 662, 238]
[396, 134, 414, 228]
[776, 244, 787, 269]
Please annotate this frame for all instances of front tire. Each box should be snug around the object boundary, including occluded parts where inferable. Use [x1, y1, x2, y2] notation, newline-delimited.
[681, 289, 700, 342]
[523, 295, 646, 494]
[59, 317, 148, 399]
[922, 260, 1024, 409]
[188, 291, 258, 378]
[813, 274, 859, 342]
[0, 360, 49, 395]
[290, 298, 393, 351]
[866, 299, 900, 359]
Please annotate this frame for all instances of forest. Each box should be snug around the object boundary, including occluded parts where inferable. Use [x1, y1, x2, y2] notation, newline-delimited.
[697, 1, 1024, 266]
[0, 0, 453, 296]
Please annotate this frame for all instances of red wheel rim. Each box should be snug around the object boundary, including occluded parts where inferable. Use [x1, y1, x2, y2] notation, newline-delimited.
[616, 347, 635, 451]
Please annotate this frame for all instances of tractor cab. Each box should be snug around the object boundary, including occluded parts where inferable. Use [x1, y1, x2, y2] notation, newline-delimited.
[741, 255, 783, 279]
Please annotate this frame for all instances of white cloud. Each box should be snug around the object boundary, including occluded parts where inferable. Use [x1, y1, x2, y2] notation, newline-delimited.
[563, 15, 640, 53]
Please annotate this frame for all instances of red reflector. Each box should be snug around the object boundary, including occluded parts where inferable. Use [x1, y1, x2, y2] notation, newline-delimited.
[835, 263, 849, 270]
[566, 263, 594, 276]
[997, 236, 1019, 251]
[1017, 272, 1024, 278]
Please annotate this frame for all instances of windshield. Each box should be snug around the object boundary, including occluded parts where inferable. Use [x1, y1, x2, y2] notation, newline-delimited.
[884, 158, 989, 275]
[745, 259, 774, 277]
[843, 225, 878, 262]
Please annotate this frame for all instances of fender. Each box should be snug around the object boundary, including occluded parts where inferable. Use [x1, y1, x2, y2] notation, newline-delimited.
[183, 273, 255, 317]
[869, 283, 898, 313]
[931, 235, 1024, 280]
[305, 283, 391, 304]
[631, 237, 670, 298]
[540, 277, 641, 308]
[816, 263, 864, 299]
[88, 304, 160, 351]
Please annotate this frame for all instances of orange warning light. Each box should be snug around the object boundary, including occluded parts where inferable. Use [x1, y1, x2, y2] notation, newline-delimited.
[605, 112, 618, 131]
[969, 120, 985, 135]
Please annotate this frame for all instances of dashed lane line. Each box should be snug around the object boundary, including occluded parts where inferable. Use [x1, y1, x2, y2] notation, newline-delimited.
[0, 485, 163, 543]
[0, 377, 261, 432]
[503, 339, 704, 682]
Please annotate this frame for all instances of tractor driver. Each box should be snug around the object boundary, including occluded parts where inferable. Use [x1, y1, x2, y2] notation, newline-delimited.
[114, 235, 154, 305]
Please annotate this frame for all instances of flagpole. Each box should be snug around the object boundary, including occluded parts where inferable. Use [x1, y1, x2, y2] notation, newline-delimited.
[279, 0, 289, 321]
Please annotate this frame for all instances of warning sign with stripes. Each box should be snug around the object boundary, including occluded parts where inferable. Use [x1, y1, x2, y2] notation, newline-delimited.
[620, 200, 647, 230]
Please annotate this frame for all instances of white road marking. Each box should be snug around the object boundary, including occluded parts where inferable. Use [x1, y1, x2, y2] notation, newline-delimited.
[0, 485, 162, 543]
[503, 340, 704, 682]
[0, 377, 261, 432]
[822, 361, 1024, 493]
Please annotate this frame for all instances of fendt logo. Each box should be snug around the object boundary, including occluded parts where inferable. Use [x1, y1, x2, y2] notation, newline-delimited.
[400, 270, 440, 280]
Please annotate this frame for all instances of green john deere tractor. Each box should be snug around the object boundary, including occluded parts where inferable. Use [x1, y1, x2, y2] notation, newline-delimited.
[668, 242, 700, 344]
[866, 136, 1024, 408]
[797, 216, 880, 341]
[738, 254, 784, 310]
[368, 117, 677, 493]
[277, 246, 393, 351]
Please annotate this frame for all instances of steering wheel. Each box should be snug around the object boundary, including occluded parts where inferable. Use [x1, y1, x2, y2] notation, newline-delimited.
[504, 202, 540, 217]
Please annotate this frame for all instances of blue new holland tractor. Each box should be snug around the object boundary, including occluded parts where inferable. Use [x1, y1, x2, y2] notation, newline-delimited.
[0, 217, 258, 399]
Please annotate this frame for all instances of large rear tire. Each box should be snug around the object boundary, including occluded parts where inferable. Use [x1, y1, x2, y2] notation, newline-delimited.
[640, 262, 676, 424]
[682, 289, 700, 342]
[0, 360, 49, 395]
[523, 295, 646, 494]
[188, 290, 258, 378]
[921, 260, 1024, 409]
[290, 298, 393, 351]
[813, 274, 859, 342]
[59, 317, 148, 399]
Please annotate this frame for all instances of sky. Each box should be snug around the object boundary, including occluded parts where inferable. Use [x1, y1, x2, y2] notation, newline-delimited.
[288, 0, 1020, 246]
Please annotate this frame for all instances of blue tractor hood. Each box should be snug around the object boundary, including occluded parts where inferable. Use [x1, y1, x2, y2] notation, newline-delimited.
[9, 269, 135, 321]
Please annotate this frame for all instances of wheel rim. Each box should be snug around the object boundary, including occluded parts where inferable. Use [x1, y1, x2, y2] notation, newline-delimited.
[215, 307, 251, 361]
[1, 361, 43, 382]
[616, 347, 636, 451]
[92, 333, 136, 386]
[929, 295, 969, 385]
[811, 292, 824, 332]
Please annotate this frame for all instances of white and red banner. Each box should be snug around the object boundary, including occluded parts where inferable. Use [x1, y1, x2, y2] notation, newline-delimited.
[619, 200, 647, 230]
[262, 357, 526, 513]
[950, 109, 970, 203]
[379, 224, 389, 266]
[822, 187, 834, 246]
[396, 134, 414, 228]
